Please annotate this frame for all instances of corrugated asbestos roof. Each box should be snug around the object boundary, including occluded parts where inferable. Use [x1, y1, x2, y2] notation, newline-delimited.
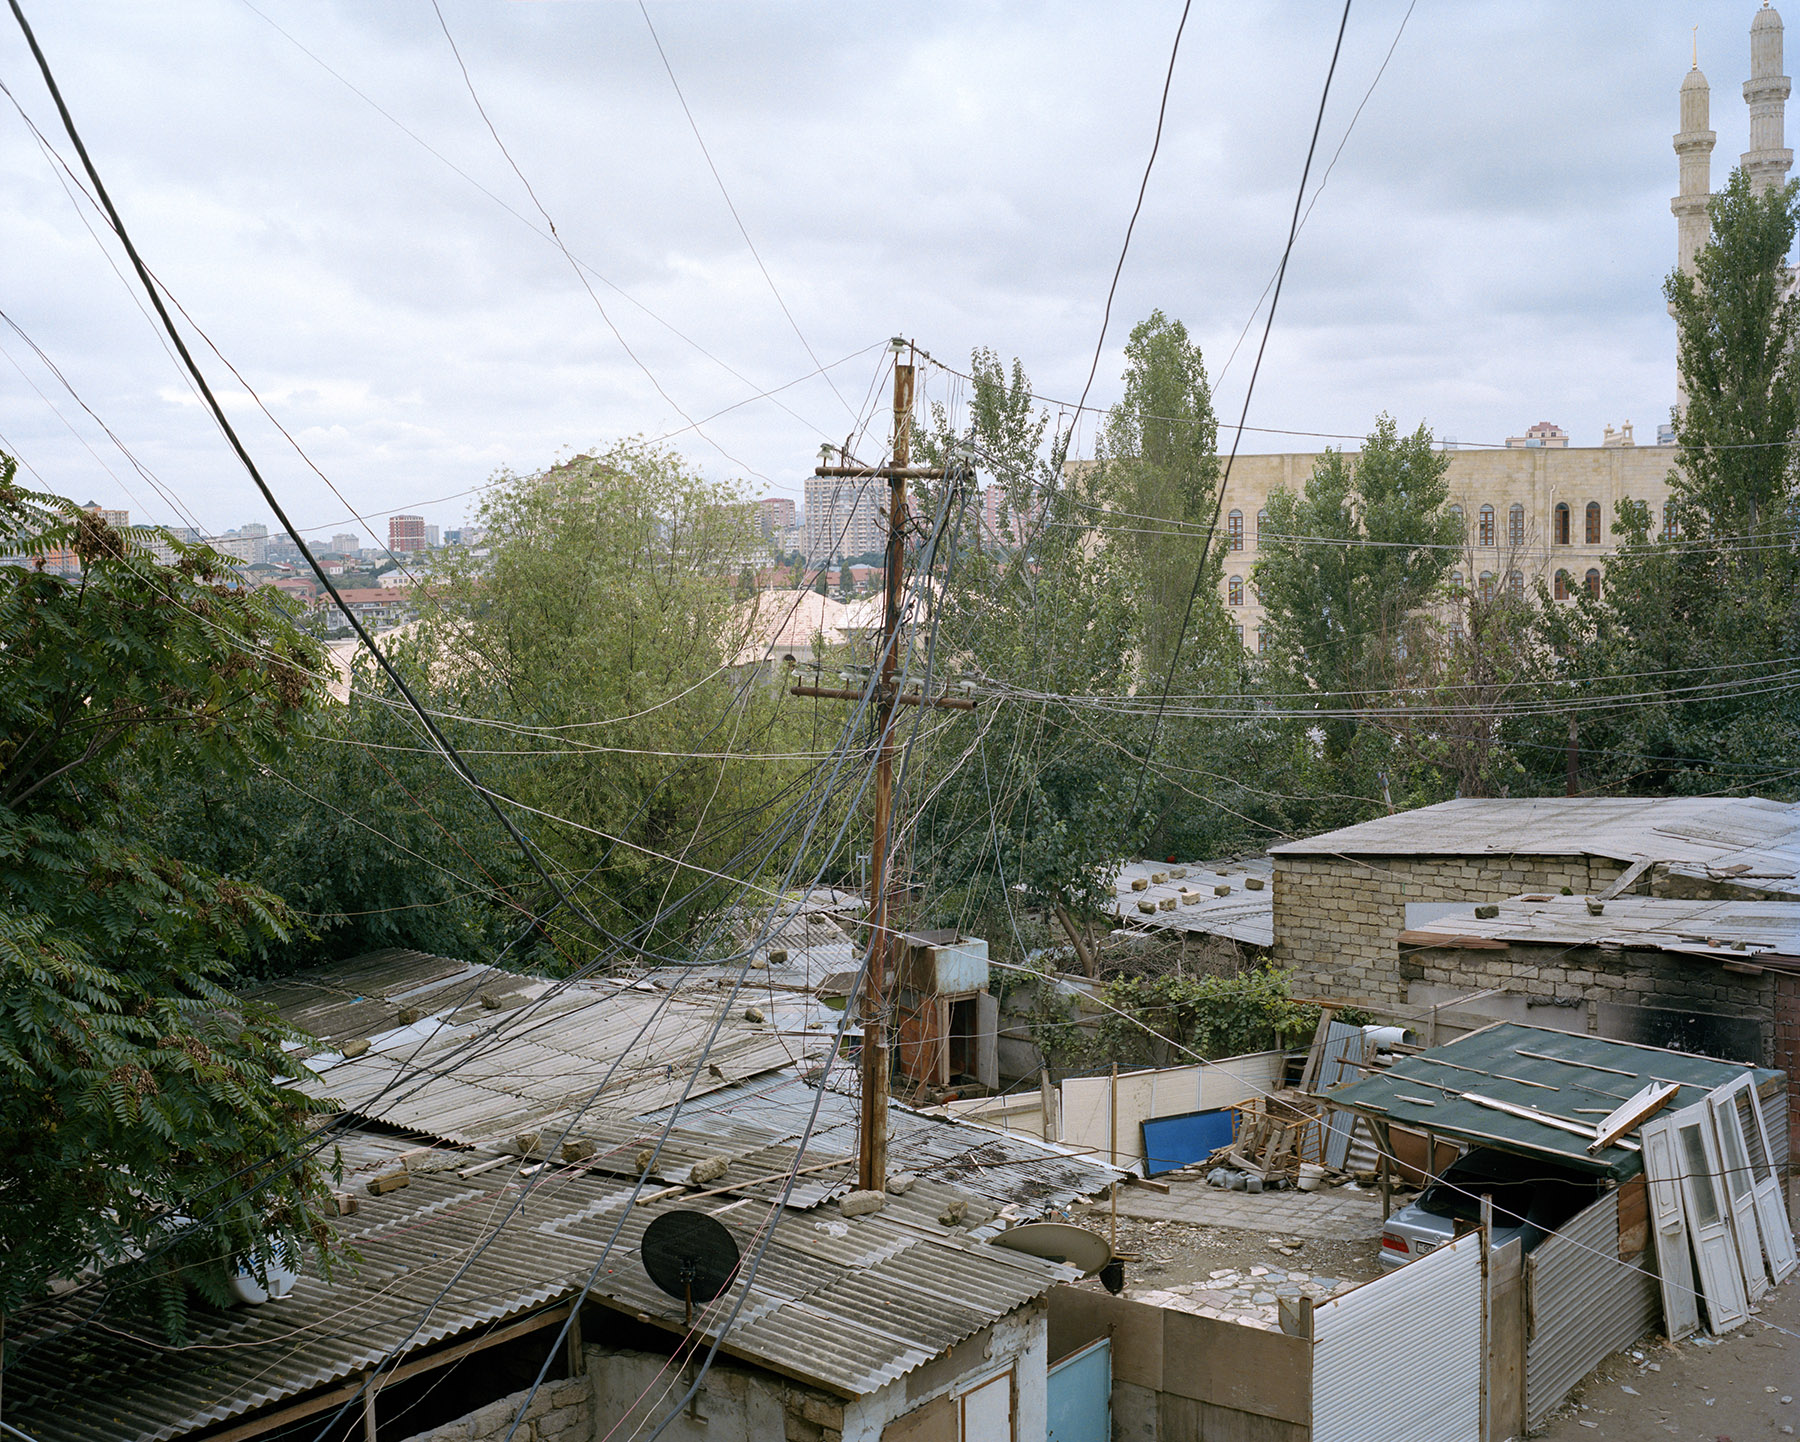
[1271, 796, 1800, 871]
[1323, 1022, 1782, 1179]
[649, 1071, 1121, 1227]
[276, 953, 814, 1150]
[1400, 894, 1800, 965]
[5, 949, 1118, 1442]
[6, 1129, 1071, 1442]
[1110, 857, 1274, 947]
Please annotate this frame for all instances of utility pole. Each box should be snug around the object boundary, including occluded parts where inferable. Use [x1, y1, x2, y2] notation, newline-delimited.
[796, 338, 966, 1193]
[858, 353, 913, 1193]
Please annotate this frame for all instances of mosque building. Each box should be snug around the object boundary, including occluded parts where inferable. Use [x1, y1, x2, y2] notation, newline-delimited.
[1215, 4, 1787, 650]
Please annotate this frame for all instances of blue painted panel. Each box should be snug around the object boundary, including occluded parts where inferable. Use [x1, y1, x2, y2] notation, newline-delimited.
[1140, 1107, 1234, 1177]
[1047, 1336, 1110, 1442]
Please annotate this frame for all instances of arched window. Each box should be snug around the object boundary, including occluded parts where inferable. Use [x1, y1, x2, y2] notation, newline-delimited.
[1478, 504, 1496, 547]
[1227, 576, 1244, 606]
[1508, 570, 1524, 601]
[1256, 508, 1267, 544]
[1227, 510, 1244, 551]
[1585, 501, 1601, 545]
[1448, 503, 1465, 539]
[1554, 569, 1571, 600]
[1450, 570, 1464, 591]
[1508, 503, 1525, 547]
[1585, 567, 1602, 599]
[1478, 571, 1496, 601]
[1660, 508, 1678, 541]
[1554, 501, 1571, 545]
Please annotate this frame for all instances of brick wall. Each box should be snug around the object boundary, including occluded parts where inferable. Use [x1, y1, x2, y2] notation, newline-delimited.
[397, 1377, 589, 1442]
[1273, 854, 1630, 1004]
[1400, 940, 1778, 1067]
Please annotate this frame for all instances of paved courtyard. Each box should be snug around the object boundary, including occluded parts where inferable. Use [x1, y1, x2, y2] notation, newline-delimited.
[1105, 1172, 1387, 1239]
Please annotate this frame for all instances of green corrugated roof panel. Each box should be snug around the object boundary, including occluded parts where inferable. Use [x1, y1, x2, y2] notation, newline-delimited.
[1324, 1021, 1782, 1180]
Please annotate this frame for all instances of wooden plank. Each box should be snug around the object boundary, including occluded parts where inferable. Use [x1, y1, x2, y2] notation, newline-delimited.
[1396, 930, 1512, 950]
[1587, 1081, 1680, 1154]
[1463, 1091, 1642, 1152]
[1158, 1394, 1308, 1442]
[1486, 1237, 1526, 1442]
[1046, 1284, 1163, 1392]
[1160, 1309, 1311, 1424]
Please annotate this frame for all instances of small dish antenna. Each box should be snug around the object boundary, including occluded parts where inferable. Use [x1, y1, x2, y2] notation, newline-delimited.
[990, 1222, 1113, 1277]
[642, 1210, 741, 1325]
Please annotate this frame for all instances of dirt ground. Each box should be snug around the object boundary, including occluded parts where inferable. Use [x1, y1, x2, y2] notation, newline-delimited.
[1061, 1199, 1387, 1330]
[1103, 1211, 1385, 1292]
[1536, 1270, 1800, 1441]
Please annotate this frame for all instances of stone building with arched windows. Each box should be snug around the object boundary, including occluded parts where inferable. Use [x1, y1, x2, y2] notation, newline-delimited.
[1216, 440, 1676, 644]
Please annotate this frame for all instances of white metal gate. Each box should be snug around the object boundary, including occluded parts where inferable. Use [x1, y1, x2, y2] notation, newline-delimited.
[1313, 1229, 1484, 1442]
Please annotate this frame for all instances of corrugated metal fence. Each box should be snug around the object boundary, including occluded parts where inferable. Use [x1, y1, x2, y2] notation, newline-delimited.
[1312, 1230, 1484, 1442]
[1524, 1191, 1660, 1431]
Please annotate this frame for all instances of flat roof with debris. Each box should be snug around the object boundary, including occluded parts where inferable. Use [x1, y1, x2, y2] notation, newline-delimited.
[1323, 1022, 1782, 1180]
[7, 1128, 1075, 1442]
[1271, 796, 1800, 876]
[1111, 857, 1274, 947]
[1398, 895, 1800, 969]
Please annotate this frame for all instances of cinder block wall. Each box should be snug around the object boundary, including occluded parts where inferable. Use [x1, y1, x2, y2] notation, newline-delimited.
[1273, 854, 1630, 1004]
[1402, 941, 1779, 1066]
[396, 1377, 590, 1442]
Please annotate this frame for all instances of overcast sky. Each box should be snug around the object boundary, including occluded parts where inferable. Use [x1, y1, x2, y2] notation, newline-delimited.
[0, 2, 1773, 546]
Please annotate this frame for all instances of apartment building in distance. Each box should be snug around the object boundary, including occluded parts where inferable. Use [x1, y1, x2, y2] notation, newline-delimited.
[802, 472, 882, 561]
[388, 514, 427, 554]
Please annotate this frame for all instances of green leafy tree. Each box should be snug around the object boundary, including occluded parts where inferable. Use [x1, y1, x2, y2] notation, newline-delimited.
[1253, 415, 1462, 760]
[912, 352, 1144, 973]
[0, 466, 339, 1331]
[416, 442, 824, 950]
[1526, 168, 1800, 794]
[1095, 310, 1226, 678]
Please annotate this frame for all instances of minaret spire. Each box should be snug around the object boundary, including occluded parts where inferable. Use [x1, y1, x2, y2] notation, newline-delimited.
[1743, 4, 1793, 193]
[1673, 46, 1716, 279]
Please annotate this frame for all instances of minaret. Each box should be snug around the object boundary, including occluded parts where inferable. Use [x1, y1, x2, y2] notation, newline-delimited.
[1673, 41, 1715, 279]
[1743, 4, 1793, 193]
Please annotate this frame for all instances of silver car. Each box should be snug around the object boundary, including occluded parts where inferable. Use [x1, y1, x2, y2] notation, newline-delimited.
[1380, 1148, 1603, 1270]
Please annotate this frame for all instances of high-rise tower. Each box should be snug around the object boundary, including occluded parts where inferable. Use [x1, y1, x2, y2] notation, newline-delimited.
[1743, 4, 1793, 192]
[1673, 54, 1716, 277]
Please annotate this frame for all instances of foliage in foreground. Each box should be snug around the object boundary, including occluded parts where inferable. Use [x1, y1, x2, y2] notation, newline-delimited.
[0, 464, 340, 1329]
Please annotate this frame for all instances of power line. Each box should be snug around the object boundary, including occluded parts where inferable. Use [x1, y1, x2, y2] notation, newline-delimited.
[234, 0, 844, 455]
[635, 0, 856, 422]
[1124, 0, 1355, 829]
[1068, 0, 1193, 432]
[423, 0, 768, 484]
[1215, 0, 1416, 389]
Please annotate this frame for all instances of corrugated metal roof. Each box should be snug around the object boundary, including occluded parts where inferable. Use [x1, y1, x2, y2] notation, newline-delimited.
[7, 1129, 1071, 1442]
[651, 1071, 1121, 1226]
[1271, 796, 1800, 870]
[284, 962, 813, 1151]
[1110, 857, 1274, 946]
[1401, 894, 1800, 962]
[1324, 1022, 1782, 1179]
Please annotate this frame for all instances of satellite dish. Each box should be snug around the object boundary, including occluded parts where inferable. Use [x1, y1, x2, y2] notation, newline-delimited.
[990, 1222, 1112, 1276]
[642, 1210, 741, 1322]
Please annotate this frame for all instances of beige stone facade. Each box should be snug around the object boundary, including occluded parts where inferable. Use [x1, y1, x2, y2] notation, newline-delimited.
[1271, 853, 1632, 1006]
[1217, 444, 1677, 648]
